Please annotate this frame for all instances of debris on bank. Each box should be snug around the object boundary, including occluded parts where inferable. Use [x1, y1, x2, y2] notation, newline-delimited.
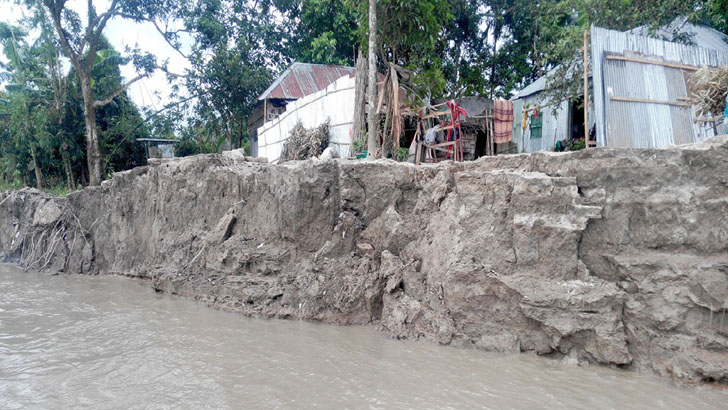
[280, 120, 330, 161]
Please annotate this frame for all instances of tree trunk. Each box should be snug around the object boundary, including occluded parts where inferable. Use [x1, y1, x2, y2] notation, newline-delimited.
[353, 50, 367, 147]
[62, 142, 75, 190]
[81, 78, 102, 186]
[29, 144, 42, 190]
[366, 0, 378, 160]
[238, 118, 244, 152]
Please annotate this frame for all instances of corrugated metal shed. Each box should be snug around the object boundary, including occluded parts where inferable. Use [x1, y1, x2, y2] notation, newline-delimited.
[516, 20, 728, 104]
[591, 25, 728, 148]
[258, 62, 355, 101]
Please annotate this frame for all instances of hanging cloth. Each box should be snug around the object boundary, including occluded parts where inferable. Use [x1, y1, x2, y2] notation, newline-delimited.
[445, 100, 468, 142]
[522, 110, 529, 131]
[493, 100, 514, 144]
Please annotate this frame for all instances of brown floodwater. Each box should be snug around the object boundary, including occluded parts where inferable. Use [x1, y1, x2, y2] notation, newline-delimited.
[0, 263, 725, 409]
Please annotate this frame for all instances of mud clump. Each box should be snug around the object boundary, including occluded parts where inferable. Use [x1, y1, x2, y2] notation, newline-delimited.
[2, 136, 728, 384]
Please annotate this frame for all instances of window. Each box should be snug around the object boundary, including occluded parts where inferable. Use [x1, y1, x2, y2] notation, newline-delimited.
[530, 111, 542, 139]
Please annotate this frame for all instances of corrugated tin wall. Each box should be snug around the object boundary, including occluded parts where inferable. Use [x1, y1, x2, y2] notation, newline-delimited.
[591, 25, 728, 148]
[512, 97, 570, 153]
[512, 96, 597, 153]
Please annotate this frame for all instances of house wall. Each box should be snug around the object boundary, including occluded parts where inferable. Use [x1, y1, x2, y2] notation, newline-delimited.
[512, 95, 569, 153]
[591, 25, 728, 148]
[250, 99, 293, 158]
[148, 144, 175, 159]
[512, 95, 596, 153]
[257, 76, 355, 162]
[462, 131, 477, 160]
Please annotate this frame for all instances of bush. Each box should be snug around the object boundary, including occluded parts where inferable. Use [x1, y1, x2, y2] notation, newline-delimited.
[395, 147, 409, 162]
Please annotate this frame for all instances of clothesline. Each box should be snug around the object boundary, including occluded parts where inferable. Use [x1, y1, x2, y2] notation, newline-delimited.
[520, 94, 578, 113]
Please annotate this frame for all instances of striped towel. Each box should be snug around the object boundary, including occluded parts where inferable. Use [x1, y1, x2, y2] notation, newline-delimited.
[493, 100, 514, 144]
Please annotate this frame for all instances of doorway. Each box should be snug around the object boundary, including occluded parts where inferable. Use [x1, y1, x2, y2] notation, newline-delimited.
[569, 97, 585, 142]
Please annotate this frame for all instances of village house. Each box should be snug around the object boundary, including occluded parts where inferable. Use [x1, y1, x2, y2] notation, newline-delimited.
[511, 19, 728, 153]
[249, 62, 355, 157]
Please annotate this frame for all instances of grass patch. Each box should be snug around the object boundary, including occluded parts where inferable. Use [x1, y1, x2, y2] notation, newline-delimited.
[0, 181, 77, 197]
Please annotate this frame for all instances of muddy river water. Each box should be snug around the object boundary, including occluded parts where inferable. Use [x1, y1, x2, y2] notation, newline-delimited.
[1, 264, 726, 409]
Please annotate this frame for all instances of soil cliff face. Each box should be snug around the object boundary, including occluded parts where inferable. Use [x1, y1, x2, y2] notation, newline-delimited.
[1, 137, 727, 383]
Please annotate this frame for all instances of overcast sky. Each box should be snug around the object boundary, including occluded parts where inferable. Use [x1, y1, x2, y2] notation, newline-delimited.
[2, 0, 190, 109]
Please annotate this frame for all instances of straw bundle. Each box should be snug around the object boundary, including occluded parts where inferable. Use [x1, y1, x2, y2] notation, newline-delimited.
[280, 120, 330, 161]
[688, 66, 728, 120]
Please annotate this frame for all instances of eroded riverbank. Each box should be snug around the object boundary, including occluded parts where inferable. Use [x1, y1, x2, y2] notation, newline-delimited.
[1, 264, 726, 409]
[1, 137, 727, 384]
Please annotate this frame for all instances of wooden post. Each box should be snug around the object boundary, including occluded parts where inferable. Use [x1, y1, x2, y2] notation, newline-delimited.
[263, 98, 268, 123]
[489, 110, 495, 156]
[352, 51, 367, 146]
[366, 0, 378, 160]
[583, 30, 589, 148]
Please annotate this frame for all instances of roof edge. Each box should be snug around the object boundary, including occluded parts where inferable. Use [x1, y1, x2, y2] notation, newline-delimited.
[257, 62, 356, 101]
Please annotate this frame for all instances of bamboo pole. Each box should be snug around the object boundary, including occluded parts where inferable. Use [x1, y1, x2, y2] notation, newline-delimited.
[583, 30, 589, 148]
[609, 96, 690, 106]
[605, 54, 699, 71]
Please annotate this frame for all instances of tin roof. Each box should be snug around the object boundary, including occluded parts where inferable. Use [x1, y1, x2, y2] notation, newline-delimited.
[627, 18, 728, 55]
[511, 69, 553, 100]
[258, 62, 355, 101]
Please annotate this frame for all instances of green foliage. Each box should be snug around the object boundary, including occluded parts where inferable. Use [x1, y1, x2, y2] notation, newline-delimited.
[0, 17, 148, 189]
[534, 0, 712, 107]
[281, 0, 359, 65]
[707, 0, 728, 34]
[0, 21, 54, 188]
[42, 183, 75, 196]
[571, 139, 586, 150]
[0, 180, 24, 192]
[347, 0, 451, 100]
[395, 147, 409, 162]
[169, 0, 280, 151]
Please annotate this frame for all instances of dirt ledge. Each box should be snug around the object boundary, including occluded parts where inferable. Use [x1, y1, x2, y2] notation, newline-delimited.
[1, 136, 727, 384]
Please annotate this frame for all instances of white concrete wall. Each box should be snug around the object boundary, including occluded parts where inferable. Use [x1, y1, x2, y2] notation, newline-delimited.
[257, 76, 356, 162]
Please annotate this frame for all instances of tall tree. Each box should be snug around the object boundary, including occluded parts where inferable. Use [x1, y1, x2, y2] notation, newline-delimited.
[1, 16, 151, 190]
[0, 22, 53, 189]
[23, 0, 156, 185]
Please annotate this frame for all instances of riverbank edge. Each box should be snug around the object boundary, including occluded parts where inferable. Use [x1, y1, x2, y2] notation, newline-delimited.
[1, 137, 727, 384]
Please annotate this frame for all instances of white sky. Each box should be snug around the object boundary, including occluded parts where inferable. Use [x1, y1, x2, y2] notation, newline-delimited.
[2, 0, 191, 109]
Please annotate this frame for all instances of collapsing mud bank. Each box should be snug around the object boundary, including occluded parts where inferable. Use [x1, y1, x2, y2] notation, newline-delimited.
[2, 138, 728, 383]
